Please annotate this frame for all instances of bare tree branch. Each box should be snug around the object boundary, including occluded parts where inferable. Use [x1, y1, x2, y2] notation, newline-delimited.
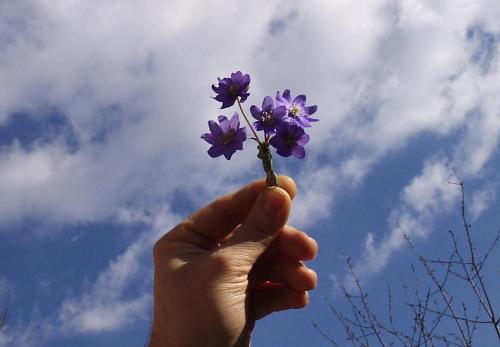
[318, 179, 499, 346]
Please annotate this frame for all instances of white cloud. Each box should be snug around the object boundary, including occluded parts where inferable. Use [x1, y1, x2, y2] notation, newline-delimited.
[402, 160, 459, 214]
[0, 333, 8, 347]
[348, 159, 459, 282]
[0, 205, 178, 346]
[60, 294, 149, 334]
[0, 307, 56, 347]
[1, 0, 500, 342]
[470, 184, 497, 220]
[1, 0, 499, 231]
[0, 0, 282, 227]
[347, 144, 497, 283]
[58, 208, 177, 334]
[291, 166, 338, 228]
[0, 207, 178, 345]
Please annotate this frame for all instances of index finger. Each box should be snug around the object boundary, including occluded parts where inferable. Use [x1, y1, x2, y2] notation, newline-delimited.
[166, 176, 296, 247]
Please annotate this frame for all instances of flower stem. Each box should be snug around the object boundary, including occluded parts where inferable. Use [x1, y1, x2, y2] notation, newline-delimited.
[236, 98, 277, 187]
[257, 143, 278, 187]
[237, 98, 261, 143]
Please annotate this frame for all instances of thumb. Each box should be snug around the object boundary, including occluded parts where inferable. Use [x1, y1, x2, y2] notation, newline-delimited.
[220, 186, 292, 266]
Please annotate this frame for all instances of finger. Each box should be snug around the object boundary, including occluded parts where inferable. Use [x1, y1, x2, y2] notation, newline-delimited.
[251, 259, 317, 291]
[165, 176, 296, 247]
[261, 226, 318, 261]
[219, 186, 292, 266]
[250, 283, 309, 320]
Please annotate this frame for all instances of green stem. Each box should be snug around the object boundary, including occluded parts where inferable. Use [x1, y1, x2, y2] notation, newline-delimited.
[237, 98, 262, 144]
[235, 97, 277, 187]
[257, 142, 278, 187]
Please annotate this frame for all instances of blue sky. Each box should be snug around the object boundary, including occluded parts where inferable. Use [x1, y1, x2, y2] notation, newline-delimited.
[1, 1, 500, 346]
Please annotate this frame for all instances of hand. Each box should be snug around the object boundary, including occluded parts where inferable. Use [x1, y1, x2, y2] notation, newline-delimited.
[149, 176, 318, 347]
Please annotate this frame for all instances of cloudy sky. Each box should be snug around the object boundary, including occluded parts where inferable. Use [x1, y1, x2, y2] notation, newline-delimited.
[1, 0, 499, 346]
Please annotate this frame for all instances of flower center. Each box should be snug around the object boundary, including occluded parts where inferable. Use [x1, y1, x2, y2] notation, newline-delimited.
[289, 106, 300, 118]
[262, 112, 273, 124]
[228, 85, 239, 96]
[285, 136, 296, 148]
[221, 130, 235, 145]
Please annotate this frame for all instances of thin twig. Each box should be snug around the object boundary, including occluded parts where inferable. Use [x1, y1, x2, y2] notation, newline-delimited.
[310, 316, 342, 347]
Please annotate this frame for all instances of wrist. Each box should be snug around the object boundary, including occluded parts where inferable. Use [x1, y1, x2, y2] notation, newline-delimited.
[148, 323, 251, 347]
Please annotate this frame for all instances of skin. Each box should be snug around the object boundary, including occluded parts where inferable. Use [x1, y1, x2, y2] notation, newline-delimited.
[149, 176, 318, 347]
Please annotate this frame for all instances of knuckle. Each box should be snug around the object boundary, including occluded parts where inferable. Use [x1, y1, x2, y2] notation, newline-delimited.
[152, 225, 181, 259]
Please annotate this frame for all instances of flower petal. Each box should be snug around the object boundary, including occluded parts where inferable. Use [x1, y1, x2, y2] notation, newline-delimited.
[201, 133, 217, 145]
[239, 92, 250, 103]
[208, 120, 222, 137]
[229, 113, 240, 129]
[262, 96, 274, 111]
[273, 105, 287, 119]
[276, 146, 292, 157]
[282, 89, 291, 102]
[234, 128, 246, 143]
[304, 105, 317, 115]
[297, 133, 310, 146]
[253, 121, 264, 131]
[220, 99, 236, 109]
[218, 115, 230, 132]
[292, 145, 305, 159]
[276, 90, 283, 103]
[232, 138, 244, 150]
[208, 145, 224, 158]
[241, 73, 250, 85]
[293, 94, 306, 106]
[297, 117, 312, 128]
[223, 149, 236, 160]
[231, 71, 243, 83]
[213, 94, 226, 103]
[270, 136, 291, 157]
[250, 105, 261, 120]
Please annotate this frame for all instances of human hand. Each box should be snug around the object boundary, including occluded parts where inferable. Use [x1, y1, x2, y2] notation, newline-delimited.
[148, 176, 318, 347]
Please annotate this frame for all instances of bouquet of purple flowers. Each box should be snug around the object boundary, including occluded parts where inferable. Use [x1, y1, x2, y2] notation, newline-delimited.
[202, 71, 318, 187]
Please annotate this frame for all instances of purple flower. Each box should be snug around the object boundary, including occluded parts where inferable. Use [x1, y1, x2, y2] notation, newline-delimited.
[212, 71, 251, 109]
[201, 113, 246, 160]
[276, 89, 318, 127]
[269, 124, 310, 159]
[250, 96, 286, 135]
